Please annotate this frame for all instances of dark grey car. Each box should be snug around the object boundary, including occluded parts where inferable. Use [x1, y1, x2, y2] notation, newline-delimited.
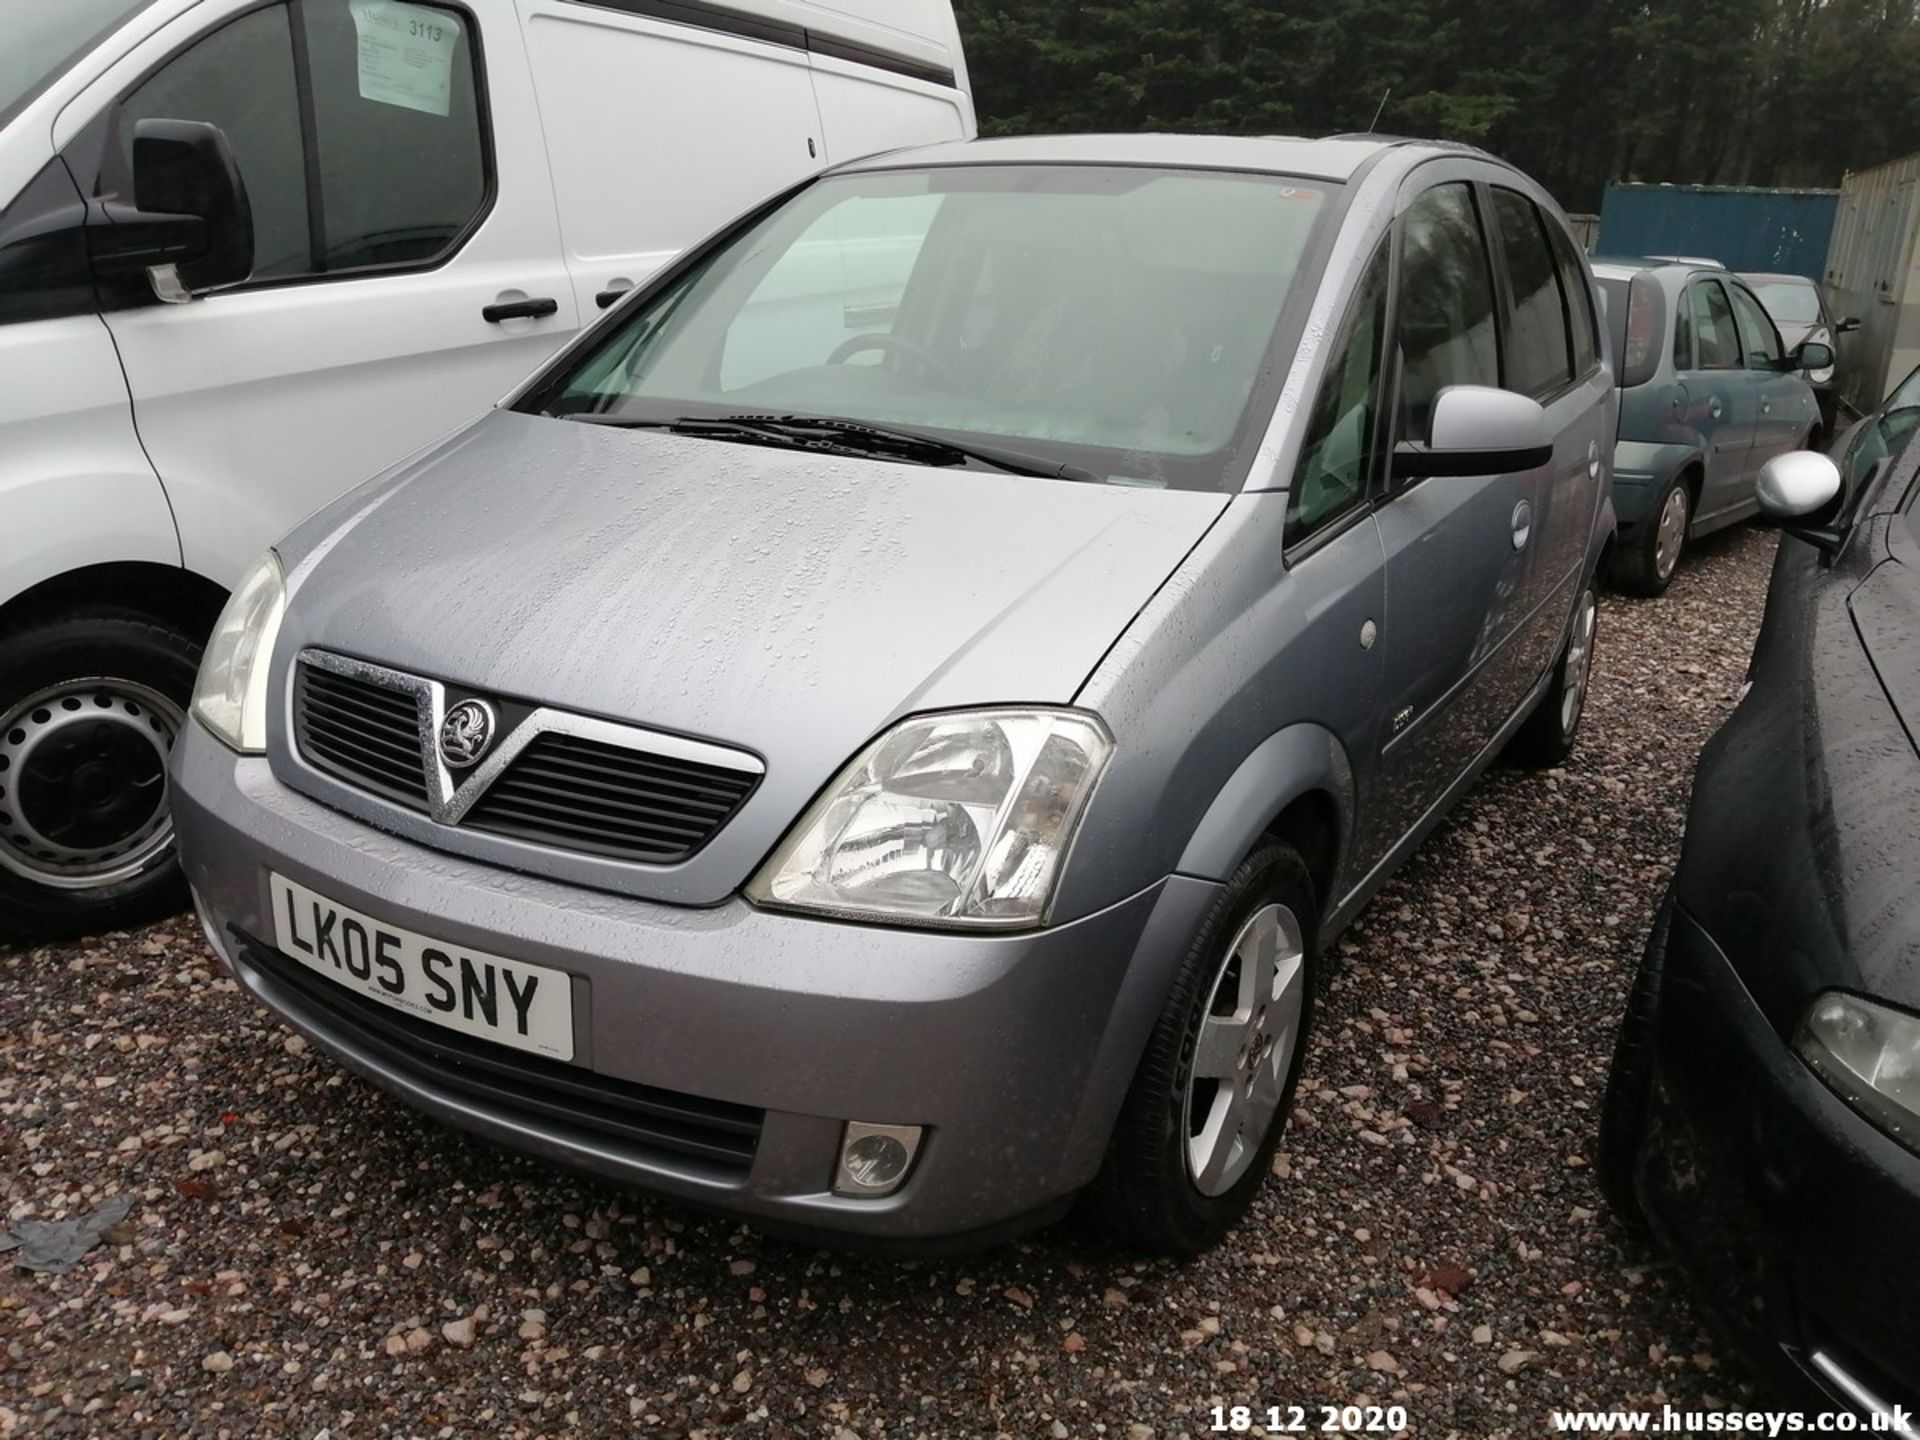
[171, 135, 1617, 1252]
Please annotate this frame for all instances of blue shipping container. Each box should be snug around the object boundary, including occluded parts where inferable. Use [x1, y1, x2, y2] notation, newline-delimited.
[1595, 183, 1840, 277]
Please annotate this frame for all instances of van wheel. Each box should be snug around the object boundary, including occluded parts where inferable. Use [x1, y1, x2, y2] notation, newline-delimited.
[1597, 897, 1671, 1231]
[1510, 582, 1598, 769]
[1085, 840, 1317, 1255]
[1611, 475, 1691, 596]
[0, 609, 202, 945]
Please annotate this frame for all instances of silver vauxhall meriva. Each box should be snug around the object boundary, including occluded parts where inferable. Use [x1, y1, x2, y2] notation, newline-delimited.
[172, 135, 1617, 1253]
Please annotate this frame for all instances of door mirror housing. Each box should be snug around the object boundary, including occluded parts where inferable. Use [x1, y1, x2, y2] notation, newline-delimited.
[86, 119, 253, 300]
[1392, 385, 1554, 480]
[1755, 450, 1847, 556]
[1793, 340, 1835, 374]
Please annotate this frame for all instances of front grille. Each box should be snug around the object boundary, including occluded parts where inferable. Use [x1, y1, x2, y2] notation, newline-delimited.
[235, 930, 762, 1173]
[294, 664, 428, 809]
[462, 730, 758, 865]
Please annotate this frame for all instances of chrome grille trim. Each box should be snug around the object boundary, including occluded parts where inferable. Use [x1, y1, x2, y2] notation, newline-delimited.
[290, 650, 763, 865]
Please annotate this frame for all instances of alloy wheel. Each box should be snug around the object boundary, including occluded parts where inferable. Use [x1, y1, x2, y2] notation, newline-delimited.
[1183, 901, 1307, 1196]
[1560, 587, 1598, 735]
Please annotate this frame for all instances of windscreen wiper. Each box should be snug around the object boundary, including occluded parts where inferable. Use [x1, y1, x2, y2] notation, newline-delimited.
[563, 411, 1102, 484]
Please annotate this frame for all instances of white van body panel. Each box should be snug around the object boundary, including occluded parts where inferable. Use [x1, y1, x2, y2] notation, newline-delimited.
[0, 315, 180, 605]
[7, 0, 976, 597]
[809, 55, 972, 166]
[517, 1, 828, 318]
[55, 0, 578, 589]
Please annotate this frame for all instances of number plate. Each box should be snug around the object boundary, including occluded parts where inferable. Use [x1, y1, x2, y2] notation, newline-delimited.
[268, 873, 575, 1061]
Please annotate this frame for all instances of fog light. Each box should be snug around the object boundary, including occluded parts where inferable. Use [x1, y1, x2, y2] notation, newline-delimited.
[833, 1122, 923, 1198]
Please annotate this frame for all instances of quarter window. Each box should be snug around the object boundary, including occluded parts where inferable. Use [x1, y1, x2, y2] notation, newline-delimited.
[95, 0, 487, 284]
[1729, 284, 1783, 370]
[1395, 183, 1500, 441]
[1672, 293, 1695, 370]
[1287, 242, 1389, 547]
[1687, 281, 1742, 369]
[1490, 187, 1572, 399]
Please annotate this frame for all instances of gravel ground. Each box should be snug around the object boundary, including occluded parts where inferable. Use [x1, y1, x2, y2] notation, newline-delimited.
[3, 526, 1780, 1439]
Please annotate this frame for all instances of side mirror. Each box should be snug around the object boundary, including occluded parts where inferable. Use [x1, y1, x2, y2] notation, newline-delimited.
[87, 119, 252, 301]
[1755, 450, 1847, 557]
[1793, 340, 1835, 373]
[1837, 316, 1862, 335]
[1393, 385, 1554, 480]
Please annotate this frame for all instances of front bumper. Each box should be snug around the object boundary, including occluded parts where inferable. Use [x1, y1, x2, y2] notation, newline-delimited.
[1635, 899, 1920, 1421]
[171, 721, 1220, 1245]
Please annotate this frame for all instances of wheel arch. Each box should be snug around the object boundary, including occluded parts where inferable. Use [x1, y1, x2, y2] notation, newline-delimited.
[0, 561, 228, 641]
[1175, 722, 1354, 916]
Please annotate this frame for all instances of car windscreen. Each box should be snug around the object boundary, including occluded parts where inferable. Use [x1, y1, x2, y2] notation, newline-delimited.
[531, 165, 1339, 491]
[1752, 281, 1821, 326]
[1, 0, 150, 127]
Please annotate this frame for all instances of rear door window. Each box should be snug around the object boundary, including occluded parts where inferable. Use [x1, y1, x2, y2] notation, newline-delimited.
[1546, 220, 1599, 378]
[1489, 187, 1572, 399]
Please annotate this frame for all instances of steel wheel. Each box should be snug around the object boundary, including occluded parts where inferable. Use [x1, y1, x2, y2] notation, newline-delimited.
[1184, 901, 1308, 1196]
[1559, 586, 1598, 735]
[0, 679, 184, 890]
[1653, 484, 1690, 582]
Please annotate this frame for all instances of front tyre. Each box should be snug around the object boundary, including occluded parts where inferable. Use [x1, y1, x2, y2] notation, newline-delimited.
[1510, 581, 1598, 769]
[0, 609, 202, 944]
[1086, 840, 1317, 1255]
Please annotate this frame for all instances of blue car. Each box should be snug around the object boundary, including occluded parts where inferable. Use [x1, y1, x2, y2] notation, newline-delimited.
[1594, 260, 1829, 594]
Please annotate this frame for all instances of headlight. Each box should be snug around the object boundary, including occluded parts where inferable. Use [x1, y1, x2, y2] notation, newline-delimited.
[746, 708, 1112, 929]
[1796, 991, 1920, 1151]
[191, 550, 286, 754]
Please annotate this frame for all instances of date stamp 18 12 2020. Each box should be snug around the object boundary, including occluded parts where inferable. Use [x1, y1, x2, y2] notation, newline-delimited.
[1210, 1405, 1411, 1435]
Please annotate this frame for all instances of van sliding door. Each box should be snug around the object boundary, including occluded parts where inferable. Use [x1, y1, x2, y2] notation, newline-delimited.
[514, 0, 828, 321]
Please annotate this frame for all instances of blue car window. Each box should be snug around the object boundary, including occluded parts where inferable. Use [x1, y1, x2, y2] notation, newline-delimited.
[1688, 281, 1742, 369]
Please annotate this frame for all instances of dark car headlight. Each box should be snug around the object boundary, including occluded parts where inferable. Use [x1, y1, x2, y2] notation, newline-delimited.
[1796, 992, 1920, 1152]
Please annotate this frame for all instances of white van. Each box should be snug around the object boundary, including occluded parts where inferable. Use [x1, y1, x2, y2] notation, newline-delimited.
[0, 0, 974, 939]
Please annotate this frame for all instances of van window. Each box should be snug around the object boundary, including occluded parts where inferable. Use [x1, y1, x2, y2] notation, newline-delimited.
[108, 6, 311, 280]
[302, 1, 488, 270]
[96, 0, 487, 282]
[1490, 188, 1572, 400]
[4, 0, 151, 127]
[1395, 183, 1499, 440]
[1288, 241, 1389, 547]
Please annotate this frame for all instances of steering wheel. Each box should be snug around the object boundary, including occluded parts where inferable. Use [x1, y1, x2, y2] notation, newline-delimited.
[826, 332, 958, 387]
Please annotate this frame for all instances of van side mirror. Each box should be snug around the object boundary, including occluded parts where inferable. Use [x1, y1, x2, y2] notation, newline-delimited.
[1755, 450, 1846, 557]
[1793, 340, 1835, 373]
[1392, 385, 1554, 479]
[86, 119, 253, 301]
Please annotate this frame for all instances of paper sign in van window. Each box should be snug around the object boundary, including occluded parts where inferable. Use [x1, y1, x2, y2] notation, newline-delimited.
[348, 0, 460, 118]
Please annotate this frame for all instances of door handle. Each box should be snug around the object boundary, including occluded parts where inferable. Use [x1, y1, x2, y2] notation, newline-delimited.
[1587, 439, 1601, 480]
[1761, 399, 1772, 415]
[595, 278, 635, 310]
[482, 297, 559, 324]
[1708, 396, 1724, 420]
[1511, 499, 1532, 551]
